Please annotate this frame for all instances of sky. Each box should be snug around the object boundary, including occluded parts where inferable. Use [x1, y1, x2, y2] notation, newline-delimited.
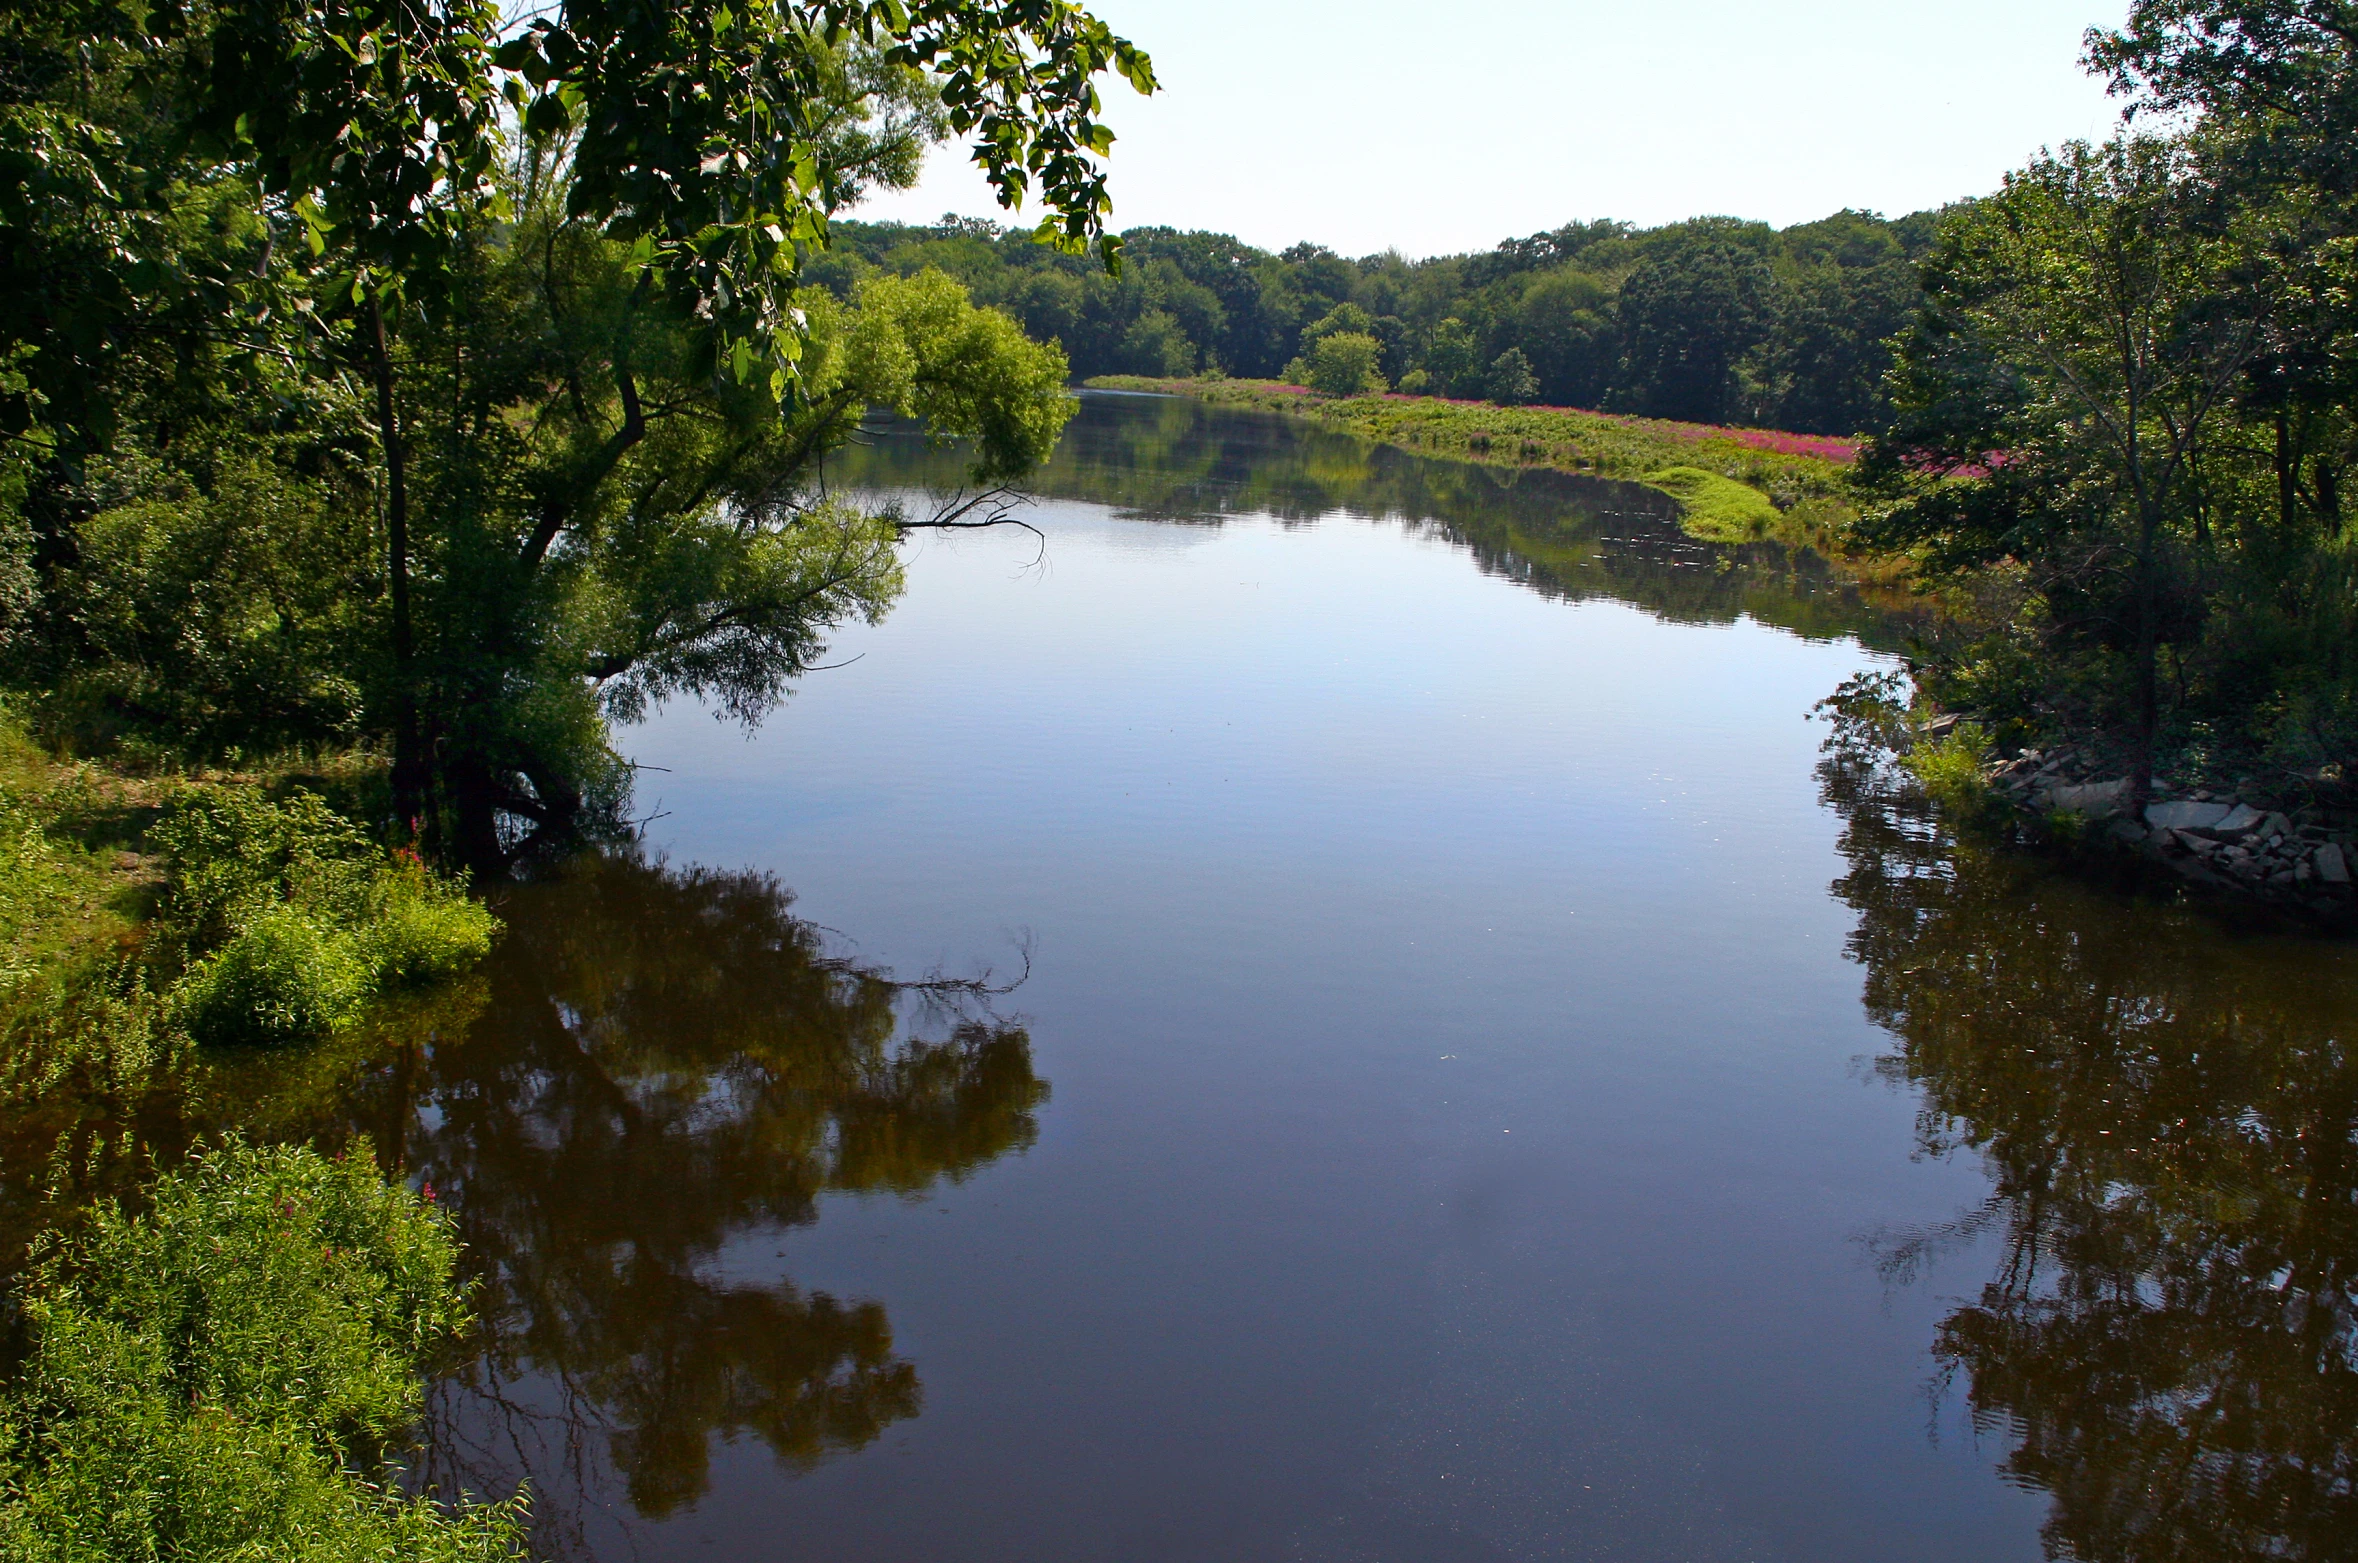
[852, 0, 2135, 258]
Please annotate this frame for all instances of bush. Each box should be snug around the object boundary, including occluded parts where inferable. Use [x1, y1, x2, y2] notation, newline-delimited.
[1296, 332, 1387, 397]
[175, 905, 370, 1049]
[153, 789, 499, 1046]
[0, 1140, 525, 1561]
[1904, 723, 1996, 816]
[364, 852, 499, 985]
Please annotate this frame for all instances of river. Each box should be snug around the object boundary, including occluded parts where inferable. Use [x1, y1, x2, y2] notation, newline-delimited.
[383, 393, 2358, 1560]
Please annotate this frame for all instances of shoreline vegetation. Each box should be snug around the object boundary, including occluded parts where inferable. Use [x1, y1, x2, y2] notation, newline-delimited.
[1082, 375, 1873, 555]
[0, 0, 1157, 1553]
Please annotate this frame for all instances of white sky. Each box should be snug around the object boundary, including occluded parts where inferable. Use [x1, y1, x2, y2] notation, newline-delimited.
[852, 0, 2134, 257]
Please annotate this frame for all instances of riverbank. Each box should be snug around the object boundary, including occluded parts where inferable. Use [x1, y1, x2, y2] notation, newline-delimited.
[1083, 375, 1878, 559]
[1831, 677, 2358, 928]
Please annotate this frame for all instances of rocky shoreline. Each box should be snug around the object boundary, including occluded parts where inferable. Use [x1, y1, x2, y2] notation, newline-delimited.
[1973, 726, 2358, 924]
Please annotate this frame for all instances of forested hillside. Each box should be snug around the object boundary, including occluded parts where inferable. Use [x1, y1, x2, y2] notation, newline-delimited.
[811, 208, 1939, 435]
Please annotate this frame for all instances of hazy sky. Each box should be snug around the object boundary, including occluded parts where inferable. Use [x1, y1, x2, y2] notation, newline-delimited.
[852, 0, 2134, 257]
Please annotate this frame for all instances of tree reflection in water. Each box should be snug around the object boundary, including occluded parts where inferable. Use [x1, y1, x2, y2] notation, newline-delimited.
[1821, 725, 2358, 1560]
[362, 853, 1048, 1553]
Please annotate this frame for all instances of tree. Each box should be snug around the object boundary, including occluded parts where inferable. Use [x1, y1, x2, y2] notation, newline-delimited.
[1485, 346, 1538, 405]
[1294, 332, 1386, 397]
[2, 0, 1155, 862]
[1614, 238, 1776, 423]
[1861, 139, 2267, 795]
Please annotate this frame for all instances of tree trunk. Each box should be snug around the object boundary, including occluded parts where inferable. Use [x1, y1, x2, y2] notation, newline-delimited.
[2276, 407, 2298, 537]
[368, 293, 424, 829]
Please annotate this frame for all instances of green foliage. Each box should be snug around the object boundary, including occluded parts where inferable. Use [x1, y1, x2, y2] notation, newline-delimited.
[149, 787, 497, 1049]
[821, 208, 1934, 436]
[1485, 347, 1538, 405]
[174, 907, 371, 1051]
[1860, 116, 2350, 781]
[1902, 723, 1995, 816]
[1294, 332, 1388, 397]
[0, 1140, 523, 1561]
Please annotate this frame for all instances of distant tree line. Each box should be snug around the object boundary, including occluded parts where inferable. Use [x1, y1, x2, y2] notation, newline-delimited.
[813, 208, 1940, 434]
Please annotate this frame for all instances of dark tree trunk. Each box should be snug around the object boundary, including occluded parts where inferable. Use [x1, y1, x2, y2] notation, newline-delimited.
[368, 293, 425, 828]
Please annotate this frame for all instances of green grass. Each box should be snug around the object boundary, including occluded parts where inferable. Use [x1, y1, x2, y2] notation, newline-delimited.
[1084, 376, 1871, 554]
[1639, 466, 1782, 541]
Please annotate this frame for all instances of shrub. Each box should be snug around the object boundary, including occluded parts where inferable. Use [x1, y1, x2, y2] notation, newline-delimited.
[1486, 347, 1538, 405]
[363, 853, 499, 985]
[151, 787, 377, 950]
[175, 905, 371, 1049]
[1904, 723, 1996, 816]
[0, 1140, 525, 1561]
[1297, 332, 1387, 397]
[152, 789, 499, 1046]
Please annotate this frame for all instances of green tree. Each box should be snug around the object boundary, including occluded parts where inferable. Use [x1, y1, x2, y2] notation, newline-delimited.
[1485, 346, 1539, 405]
[1615, 238, 1777, 423]
[1860, 138, 2266, 795]
[1293, 332, 1386, 397]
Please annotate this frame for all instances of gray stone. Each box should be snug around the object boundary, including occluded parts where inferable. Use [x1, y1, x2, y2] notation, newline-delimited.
[2262, 812, 2293, 839]
[2212, 803, 2265, 836]
[2317, 843, 2351, 885]
[2039, 778, 2128, 817]
[2146, 800, 2232, 832]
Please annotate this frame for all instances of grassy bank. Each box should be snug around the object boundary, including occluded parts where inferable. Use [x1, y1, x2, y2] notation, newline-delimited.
[1085, 376, 1871, 554]
[0, 714, 516, 1556]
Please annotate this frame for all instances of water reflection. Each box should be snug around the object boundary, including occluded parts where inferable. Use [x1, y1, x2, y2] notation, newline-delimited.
[1823, 730, 2358, 1560]
[833, 391, 1922, 649]
[0, 851, 1047, 1553]
[378, 854, 1045, 1547]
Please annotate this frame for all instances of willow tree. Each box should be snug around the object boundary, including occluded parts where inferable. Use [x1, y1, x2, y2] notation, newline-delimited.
[5, 0, 1153, 860]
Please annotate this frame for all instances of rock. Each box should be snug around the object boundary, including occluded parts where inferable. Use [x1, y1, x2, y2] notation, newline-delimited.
[2317, 843, 2351, 885]
[2105, 818, 2148, 845]
[2148, 800, 2233, 832]
[2039, 778, 2129, 817]
[2210, 803, 2265, 836]
[2261, 812, 2292, 839]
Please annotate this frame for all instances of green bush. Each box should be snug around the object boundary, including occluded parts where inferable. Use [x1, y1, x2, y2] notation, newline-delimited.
[152, 789, 499, 1047]
[175, 905, 371, 1049]
[1294, 332, 1387, 397]
[0, 1140, 525, 1561]
[363, 854, 499, 985]
[1904, 722, 1995, 816]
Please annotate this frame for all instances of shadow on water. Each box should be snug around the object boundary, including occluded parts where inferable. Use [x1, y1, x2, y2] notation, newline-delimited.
[829, 390, 1926, 652]
[1821, 730, 2358, 1561]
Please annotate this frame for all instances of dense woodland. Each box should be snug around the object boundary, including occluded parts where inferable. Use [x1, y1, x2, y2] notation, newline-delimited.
[812, 208, 1937, 434]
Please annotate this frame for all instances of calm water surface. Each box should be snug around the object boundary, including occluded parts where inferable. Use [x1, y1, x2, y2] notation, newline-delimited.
[394, 396, 2355, 1562]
